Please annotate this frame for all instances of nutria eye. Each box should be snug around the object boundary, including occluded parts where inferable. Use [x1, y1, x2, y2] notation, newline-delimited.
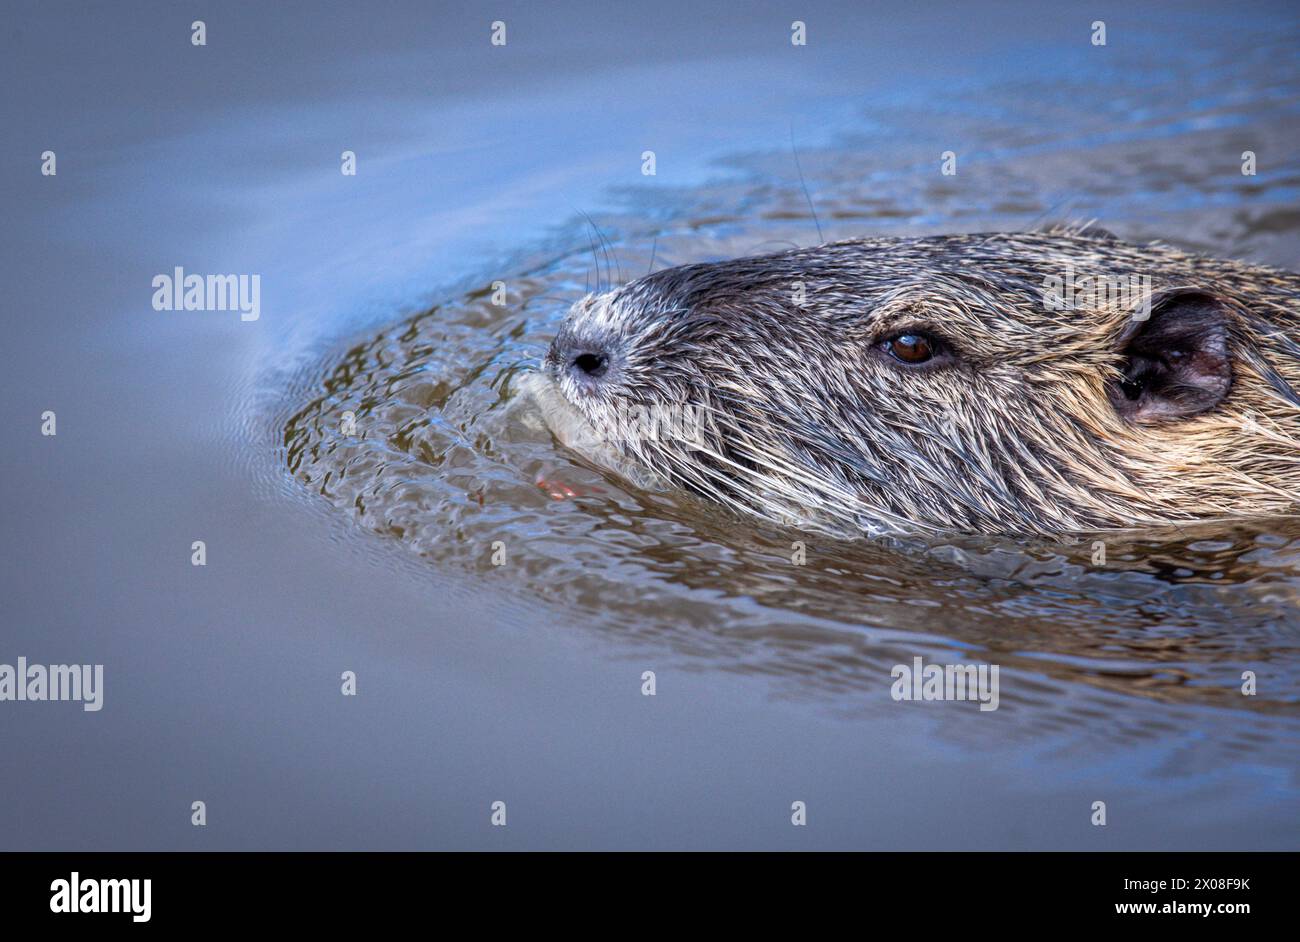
[883, 332, 937, 365]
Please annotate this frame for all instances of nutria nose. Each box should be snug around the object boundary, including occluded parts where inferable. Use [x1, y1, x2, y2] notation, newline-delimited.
[550, 325, 618, 390]
[571, 351, 609, 379]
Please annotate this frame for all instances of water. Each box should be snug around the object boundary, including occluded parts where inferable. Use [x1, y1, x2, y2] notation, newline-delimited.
[3, 1, 1298, 849]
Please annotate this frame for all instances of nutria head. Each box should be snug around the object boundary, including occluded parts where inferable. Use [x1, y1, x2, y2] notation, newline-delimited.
[544, 231, 1300, 536]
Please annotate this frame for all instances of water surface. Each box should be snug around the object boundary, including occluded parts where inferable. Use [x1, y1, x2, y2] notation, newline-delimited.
[3, 0, 1298, 849]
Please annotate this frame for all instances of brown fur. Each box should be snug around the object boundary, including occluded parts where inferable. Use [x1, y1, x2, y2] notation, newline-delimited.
[546, 229, 1300, 536]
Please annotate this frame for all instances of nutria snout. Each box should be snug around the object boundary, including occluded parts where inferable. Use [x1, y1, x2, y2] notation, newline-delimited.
[544, 229, 1300, 536]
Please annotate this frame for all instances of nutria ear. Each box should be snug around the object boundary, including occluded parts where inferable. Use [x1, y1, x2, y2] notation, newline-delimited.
[1107, 289, 1232, 423]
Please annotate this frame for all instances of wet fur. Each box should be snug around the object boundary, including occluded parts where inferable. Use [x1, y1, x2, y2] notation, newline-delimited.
[547, 230, 1300, 536]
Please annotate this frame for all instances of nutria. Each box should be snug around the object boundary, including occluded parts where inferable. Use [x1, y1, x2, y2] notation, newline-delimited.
[541, 228, 1300, 536]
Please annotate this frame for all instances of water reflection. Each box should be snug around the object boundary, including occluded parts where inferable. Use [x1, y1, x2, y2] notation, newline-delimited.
[280, 24, 1300, 781]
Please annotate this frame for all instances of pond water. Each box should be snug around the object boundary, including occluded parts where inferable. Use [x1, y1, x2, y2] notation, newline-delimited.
[4, 1, 1298, 849]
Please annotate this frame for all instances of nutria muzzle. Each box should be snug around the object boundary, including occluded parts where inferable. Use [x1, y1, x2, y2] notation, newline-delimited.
[547, 318, 624, 397]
